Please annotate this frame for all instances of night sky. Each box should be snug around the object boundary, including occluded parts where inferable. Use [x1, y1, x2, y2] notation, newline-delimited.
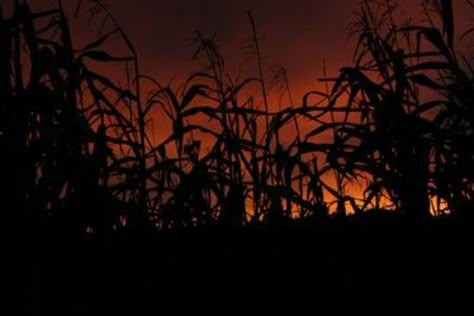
[20, 0, 472, 102]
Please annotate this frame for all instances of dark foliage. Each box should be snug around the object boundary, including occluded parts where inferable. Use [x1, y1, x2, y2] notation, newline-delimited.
[5, 0, 473, 314]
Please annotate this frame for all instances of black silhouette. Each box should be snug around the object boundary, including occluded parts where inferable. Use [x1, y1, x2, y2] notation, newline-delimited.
[6, 0, 473, 315]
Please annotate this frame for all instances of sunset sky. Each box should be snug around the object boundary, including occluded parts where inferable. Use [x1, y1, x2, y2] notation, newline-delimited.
[22, 0, 473, 103]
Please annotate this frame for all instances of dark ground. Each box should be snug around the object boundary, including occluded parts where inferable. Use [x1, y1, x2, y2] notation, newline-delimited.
[18, 212, 474, 316]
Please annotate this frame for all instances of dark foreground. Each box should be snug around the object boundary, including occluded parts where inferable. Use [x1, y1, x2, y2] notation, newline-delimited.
[18, 213, 474, 315]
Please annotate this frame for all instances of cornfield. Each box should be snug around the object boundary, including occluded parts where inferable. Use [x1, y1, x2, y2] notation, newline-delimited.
[3, 0, 473, 237]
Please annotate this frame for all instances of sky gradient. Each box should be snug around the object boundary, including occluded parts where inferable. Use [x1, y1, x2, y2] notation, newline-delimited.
[22, 0, 473, 102]
[5, 0, 472, 210]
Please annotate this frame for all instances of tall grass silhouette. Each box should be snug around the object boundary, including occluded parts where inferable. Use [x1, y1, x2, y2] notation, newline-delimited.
[2, 0, 155, 242]
[8, 0, 474, 314]
[4, 0, 473, 234]
[321, 0, 474, 218]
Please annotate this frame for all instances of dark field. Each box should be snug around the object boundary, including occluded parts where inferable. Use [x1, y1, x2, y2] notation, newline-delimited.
[20, 214, 474, 315]
[6, 1, 474, 315]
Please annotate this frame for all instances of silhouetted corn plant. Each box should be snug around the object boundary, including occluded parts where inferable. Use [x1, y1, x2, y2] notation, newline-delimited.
[142, 26, 334, 227]
[319, 0, 473, 218]
[7, 0, 472, 234]
[1, 0, 153, 236]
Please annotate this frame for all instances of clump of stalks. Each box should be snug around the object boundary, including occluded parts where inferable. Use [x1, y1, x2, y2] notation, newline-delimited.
[2, 0, 151, 236]
[145, 25, 329, 228]
[319, 0, 474, 218]
[4, 0, 473, 234]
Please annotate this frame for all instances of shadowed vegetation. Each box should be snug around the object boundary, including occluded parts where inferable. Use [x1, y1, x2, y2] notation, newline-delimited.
[6, 0, 473, 314]
[5, 0, 473, 231]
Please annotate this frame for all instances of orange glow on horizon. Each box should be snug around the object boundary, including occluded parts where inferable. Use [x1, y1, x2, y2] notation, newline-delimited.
[13, 0, 469, 218]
